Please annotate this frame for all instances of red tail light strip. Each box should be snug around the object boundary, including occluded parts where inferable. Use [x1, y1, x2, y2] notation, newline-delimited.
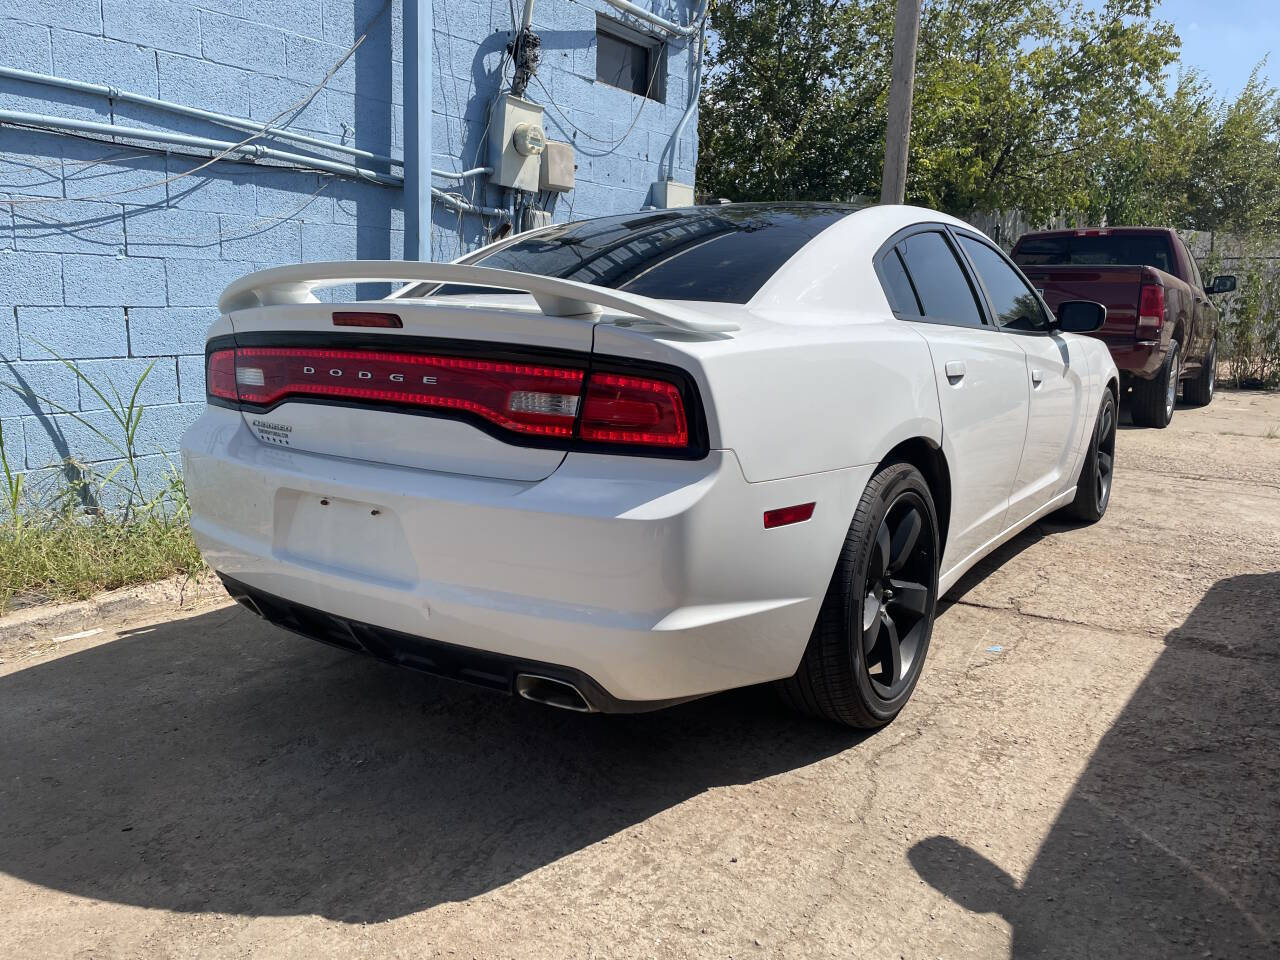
[213, 347, 583, 437]
[207, 346, 694, 451]
[580, 372, 689, 447]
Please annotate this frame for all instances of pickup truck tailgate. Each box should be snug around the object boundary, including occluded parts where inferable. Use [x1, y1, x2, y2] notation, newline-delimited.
[1019, 265, 1146, 340]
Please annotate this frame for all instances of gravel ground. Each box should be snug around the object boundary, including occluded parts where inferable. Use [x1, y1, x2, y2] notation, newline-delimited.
[1, 390, 1277, 959]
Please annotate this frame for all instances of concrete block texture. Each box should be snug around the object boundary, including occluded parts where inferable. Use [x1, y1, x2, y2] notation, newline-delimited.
[63, 254, 167, 307]
[16, 306, 129, 359]
[74, 356, 180, 411]
[128, 307, 217, 357]
[0, 251, 63, 307]
[0, 0, 701, 475]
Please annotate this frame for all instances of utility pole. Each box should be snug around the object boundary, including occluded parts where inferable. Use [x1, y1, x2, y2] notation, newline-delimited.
[880, 0, 921, 205]
[404, 0, 432, 260]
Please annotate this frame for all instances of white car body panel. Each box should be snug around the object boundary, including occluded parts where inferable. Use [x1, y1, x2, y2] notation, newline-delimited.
[908, 322, 1030, 577]
[184, 405, 870, 702]
[1009, 332, 1093, 524]
[181, 204, 1118, 707]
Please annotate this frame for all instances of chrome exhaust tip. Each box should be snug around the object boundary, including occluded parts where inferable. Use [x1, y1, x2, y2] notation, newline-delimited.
[515, 674, 595, 713]
[229, 591, 264, 619]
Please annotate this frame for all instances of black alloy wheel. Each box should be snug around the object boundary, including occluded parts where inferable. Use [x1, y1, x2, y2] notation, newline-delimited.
[1093, 396, 1115, 514]
[1062, 388, 1117, 523]
[779, 460, 940, 728]
[861, 493, 935, 700]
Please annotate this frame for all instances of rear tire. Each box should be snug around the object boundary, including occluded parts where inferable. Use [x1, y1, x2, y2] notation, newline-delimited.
[1131, 339, 1179, 428]
[1183, 339, 1216, 406]
[778, 461, 939, 728]
[1060, 389, 1116, 523]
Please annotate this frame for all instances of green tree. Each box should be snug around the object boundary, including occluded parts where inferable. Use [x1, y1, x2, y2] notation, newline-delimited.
[699, 0, 889, 202]
[1089, 67, 1280, 233]
[699, 0, 1181, 223]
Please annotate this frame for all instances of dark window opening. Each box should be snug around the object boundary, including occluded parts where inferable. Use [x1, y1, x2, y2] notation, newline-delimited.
[880, 248, 922, 316]
[412, 204, 857, 304]
[1012, 233, 1174, 273]
[596, 19, 665, 102]
[958, 235, 1048, 332]
[896, 232, 985, 328]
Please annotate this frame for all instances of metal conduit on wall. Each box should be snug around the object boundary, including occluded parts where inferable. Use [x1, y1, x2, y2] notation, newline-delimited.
[0, 110, 509, 219]
[0, 66, 490, 186]
[600, 0, 701, 36]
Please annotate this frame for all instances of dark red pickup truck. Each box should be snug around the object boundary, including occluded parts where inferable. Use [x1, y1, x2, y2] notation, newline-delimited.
[1011, 228, 1235, 427]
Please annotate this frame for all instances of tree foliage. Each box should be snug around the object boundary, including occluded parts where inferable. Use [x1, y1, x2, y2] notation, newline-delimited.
[698, 0, 1280, 233]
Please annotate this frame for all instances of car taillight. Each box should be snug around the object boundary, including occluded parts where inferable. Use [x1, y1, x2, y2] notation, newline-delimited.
[579, 372, 689, 448]
[205, 346, 696, 453]
[207, 348, 238, 402]
[208, 346, 583, 437]
[1137, 284, 1164, 337]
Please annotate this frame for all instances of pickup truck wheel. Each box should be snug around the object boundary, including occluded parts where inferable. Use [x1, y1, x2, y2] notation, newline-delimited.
[1061, 389, 1116, 523]
[777, 461, 939, 728]
[1184, 339, 1216, 406]
[1131, 339, 1179, 428]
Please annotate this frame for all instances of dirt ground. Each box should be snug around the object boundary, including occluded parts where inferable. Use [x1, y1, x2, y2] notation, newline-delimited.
[1, 390, 1277, 960]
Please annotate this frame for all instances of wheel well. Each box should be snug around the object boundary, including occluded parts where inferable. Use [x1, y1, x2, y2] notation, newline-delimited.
[881, 438, 951, 557]
[1107, 376, 1119, 402]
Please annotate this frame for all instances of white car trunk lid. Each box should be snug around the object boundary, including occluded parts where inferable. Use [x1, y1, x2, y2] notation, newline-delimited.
[223, 297, 596, 482]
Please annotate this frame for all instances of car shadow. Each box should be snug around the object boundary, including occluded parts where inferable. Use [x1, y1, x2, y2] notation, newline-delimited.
[910, 571, 1280, 958]
[0, 605, 863, 923]
[940, 514, 1088, 610]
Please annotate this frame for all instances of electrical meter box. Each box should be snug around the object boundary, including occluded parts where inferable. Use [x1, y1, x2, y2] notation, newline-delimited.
[488, 94, 546, 191]
[539, 140, 575, 192]
[652, 179, 695, 208]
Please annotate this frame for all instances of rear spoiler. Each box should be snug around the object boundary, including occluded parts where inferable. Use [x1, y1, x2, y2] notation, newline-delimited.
[217, 260, 739, 335]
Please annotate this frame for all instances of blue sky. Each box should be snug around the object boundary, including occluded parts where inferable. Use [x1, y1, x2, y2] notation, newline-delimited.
[1157, 0, 1276, 96]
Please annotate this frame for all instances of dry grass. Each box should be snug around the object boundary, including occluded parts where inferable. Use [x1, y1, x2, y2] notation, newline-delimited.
[0, 516, 204, 614]
[0, 349, 207, 615]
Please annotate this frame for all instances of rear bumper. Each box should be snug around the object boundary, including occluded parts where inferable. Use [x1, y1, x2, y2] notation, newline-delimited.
[1107, 339, 1164, 379]
[217, 574, 692, 712]
[182, 406, 868, 704]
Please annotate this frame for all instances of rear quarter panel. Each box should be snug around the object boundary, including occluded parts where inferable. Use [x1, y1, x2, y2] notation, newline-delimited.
[593, 313, 942, 483]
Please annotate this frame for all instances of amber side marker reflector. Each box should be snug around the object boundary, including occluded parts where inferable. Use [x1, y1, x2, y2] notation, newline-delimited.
[333, 311, 403, 328]
[763, 502, 815, 529]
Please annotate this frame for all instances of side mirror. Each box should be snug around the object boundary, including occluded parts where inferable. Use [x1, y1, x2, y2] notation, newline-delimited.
[1054, 299, 1106, 333]
[1208, 275, 1236, 295]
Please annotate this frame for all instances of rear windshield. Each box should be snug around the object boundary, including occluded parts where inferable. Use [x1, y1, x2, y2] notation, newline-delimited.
[1012, 233, 1174, 273]
[412, 205, 854, 304]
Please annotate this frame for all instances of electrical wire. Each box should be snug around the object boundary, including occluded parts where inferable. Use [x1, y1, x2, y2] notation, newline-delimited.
[531, 75, 647, 156]
[4, 0, 393, 206]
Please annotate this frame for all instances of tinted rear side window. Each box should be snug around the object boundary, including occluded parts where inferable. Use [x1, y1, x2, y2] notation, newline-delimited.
[879, 248, 921, 315]
[1013, 233, 1174, 272]
[897, 232, 985, 327]
[420, 206, 854, 304]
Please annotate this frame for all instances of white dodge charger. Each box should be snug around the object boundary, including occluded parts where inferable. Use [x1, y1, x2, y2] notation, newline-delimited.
[181, 203, 1118, 727]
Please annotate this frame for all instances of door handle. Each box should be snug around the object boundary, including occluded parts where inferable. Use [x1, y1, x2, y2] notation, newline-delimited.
[944, 360, 966, 383]
[1031, 368, 1044, 386]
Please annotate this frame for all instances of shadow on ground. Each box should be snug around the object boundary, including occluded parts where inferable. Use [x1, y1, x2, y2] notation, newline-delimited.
[912, 571, 1280, 958]
[0, 607, 861, 922]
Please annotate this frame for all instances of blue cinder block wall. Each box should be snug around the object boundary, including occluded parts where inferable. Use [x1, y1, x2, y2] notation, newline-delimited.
[0, 0, 700, 501]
